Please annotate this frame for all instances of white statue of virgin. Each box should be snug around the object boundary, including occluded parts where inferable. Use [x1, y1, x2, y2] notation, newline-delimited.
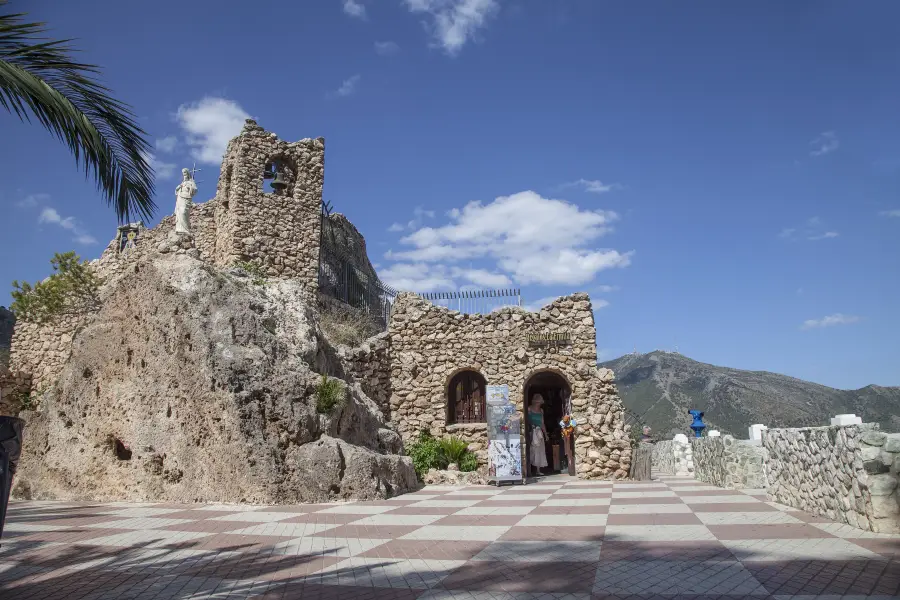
[174, 168, 198, 234]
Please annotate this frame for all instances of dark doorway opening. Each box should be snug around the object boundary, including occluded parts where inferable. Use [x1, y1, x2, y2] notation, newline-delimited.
[524, 371, 572, 478]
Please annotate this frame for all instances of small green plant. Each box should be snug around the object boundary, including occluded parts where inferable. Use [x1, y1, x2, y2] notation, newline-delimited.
[14, 389, 35, 411]
[438, 436, 470, 465]
[233, 260, 267, 285]
[459, 452, 479, 473]
[11, 252, 102, 324]
[407, 430, 444, 479]
[315, 374, 346, 414]
[406, 431, 480, 479]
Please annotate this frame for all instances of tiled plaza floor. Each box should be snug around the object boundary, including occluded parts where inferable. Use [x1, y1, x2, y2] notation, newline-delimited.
[1, 474, 898, 599]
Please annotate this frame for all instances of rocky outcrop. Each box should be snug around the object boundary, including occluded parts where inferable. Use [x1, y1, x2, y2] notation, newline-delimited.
[13, 253, 415, 504]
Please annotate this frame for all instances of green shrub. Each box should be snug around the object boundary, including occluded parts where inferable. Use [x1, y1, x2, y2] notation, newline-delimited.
[407, 430, 445, 479]
[11, 252, 102, 324]
[459, 452, 479, 473]
[233, 260, 267, 285]
[315, 375, 346, 414]
[407, 432, 481, 479]
[438, 436, 469, 465]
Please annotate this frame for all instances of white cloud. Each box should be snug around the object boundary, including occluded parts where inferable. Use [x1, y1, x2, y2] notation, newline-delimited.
[810, 131, 839, 157]
[155, 136, 178, 154]
[779, 217, 839, 241]
[175, 97, 251, 165]
[385, 190, 631, 286]
[879, 209, 900, 218]
[343, 0, 366, 18]
[595, 285, 618, 293]
[37, 207, 97, 245]
[375, 41, 400, 56]
[378, 262, 456, 292]
[331, 74, 361, 98]
[561, 179, 622, 194]
[451, 267, 511, 288]
[16, 193, 49, 208]
[801, 313, 861, 330]
[387, 206, 436, 232]
[142, 151, 177, 181]
[404, 0, 500, 55]
[388, 223, 406, 232]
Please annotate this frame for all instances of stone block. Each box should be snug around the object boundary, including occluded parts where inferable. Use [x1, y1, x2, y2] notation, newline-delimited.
[884, 435, 900, 453]
[861, 431, 887, 447]
[868, 473, 899, 496]
[831, 414, 862, 426]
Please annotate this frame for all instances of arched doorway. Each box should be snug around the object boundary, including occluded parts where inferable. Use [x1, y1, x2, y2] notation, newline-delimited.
[524, 371, 573, 477]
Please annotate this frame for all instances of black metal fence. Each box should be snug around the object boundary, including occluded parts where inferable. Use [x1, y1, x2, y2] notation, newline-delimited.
[318, 201, 398, 329]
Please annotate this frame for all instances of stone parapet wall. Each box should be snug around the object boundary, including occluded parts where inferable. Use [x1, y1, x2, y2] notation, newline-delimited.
[764, 425, 900, 533]
[692, 435, 767, 489]
[652, 437, 694, 476]
[387, 292, 631, 479]
[652, 441, 675, 473]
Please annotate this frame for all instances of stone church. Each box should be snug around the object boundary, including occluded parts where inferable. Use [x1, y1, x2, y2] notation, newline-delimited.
[5, 119, 632, 489]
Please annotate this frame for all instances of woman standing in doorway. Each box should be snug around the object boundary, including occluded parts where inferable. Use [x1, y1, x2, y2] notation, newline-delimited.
[529, 394, 549, 476]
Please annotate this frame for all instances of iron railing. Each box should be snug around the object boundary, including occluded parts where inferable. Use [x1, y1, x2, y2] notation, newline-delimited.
[418, 289, 521, 314]
[318, 201, 398, 329]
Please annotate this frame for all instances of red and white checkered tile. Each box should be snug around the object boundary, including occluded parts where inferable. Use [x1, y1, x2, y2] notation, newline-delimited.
[1, 475, 898, 599]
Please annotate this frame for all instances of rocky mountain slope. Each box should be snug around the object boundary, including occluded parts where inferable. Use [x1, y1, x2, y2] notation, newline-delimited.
[14, 254, 416, 503]
[600, 351, 900, 438]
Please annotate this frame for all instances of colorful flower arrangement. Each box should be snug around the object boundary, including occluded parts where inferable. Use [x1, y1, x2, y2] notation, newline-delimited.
[559, 415, 577, 439]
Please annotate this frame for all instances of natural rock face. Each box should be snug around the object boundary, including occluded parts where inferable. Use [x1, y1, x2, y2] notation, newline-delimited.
[764, 425, 900, 533]
[691, 435, 767, 490]
[386, 292, 631, 479]
[13, 254, 415, 503]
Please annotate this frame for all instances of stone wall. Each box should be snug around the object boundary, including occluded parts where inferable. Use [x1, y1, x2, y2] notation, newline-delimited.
[8, 316, 83, 399]
[338, 331, 392, 420]
[387, 292, 631, 478]
[652, 436, 694, 476]
[764, 425, 900, 533]
[692, 435, 767, 489]
[215, 119, 324, 287]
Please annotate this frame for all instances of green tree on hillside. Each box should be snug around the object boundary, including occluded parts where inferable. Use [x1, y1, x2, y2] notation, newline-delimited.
[0, 1, 155, 221]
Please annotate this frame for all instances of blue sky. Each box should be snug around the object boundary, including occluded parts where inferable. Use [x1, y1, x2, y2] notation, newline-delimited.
[2, 0, 898, 389]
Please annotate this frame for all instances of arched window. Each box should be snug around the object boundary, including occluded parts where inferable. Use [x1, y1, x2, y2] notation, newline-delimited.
[447, 370, 487, 424]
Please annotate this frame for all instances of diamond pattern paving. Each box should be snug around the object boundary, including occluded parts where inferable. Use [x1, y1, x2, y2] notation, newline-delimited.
[2, 474, 898, 599]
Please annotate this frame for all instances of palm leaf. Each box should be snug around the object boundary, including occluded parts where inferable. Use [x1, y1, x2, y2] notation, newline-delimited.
[0, 2, 156, 222]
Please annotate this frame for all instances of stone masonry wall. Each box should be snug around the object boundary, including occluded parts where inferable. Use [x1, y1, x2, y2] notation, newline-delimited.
[652, 441, 675, 473]
[215, 119, 324, 288]
[652, 437, 694, 476]
[387, 292, 631, 478]
[339, 331, 392, 420]
[764, 425, 900, 533]
[692, 435, 768, 490]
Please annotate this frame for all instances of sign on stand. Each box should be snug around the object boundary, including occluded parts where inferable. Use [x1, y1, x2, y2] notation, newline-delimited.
[486, 384, 523, 485]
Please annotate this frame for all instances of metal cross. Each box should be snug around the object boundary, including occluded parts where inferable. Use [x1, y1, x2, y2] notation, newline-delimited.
[190, 162, 204, 184]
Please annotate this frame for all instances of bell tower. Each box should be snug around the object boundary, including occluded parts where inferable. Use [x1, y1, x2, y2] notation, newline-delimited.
[213, 119, 325, 291]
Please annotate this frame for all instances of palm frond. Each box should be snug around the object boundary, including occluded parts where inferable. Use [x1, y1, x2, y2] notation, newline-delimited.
[0, 2, 156, 222]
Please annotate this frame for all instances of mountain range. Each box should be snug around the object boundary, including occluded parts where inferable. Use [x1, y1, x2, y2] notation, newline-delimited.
[599, 351, 900, 438]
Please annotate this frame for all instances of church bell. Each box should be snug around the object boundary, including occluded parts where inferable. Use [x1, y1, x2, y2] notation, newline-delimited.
[270, 171, 288, 192]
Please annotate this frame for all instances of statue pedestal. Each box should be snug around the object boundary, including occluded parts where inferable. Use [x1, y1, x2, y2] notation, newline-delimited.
[158, 232, 199, 258]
